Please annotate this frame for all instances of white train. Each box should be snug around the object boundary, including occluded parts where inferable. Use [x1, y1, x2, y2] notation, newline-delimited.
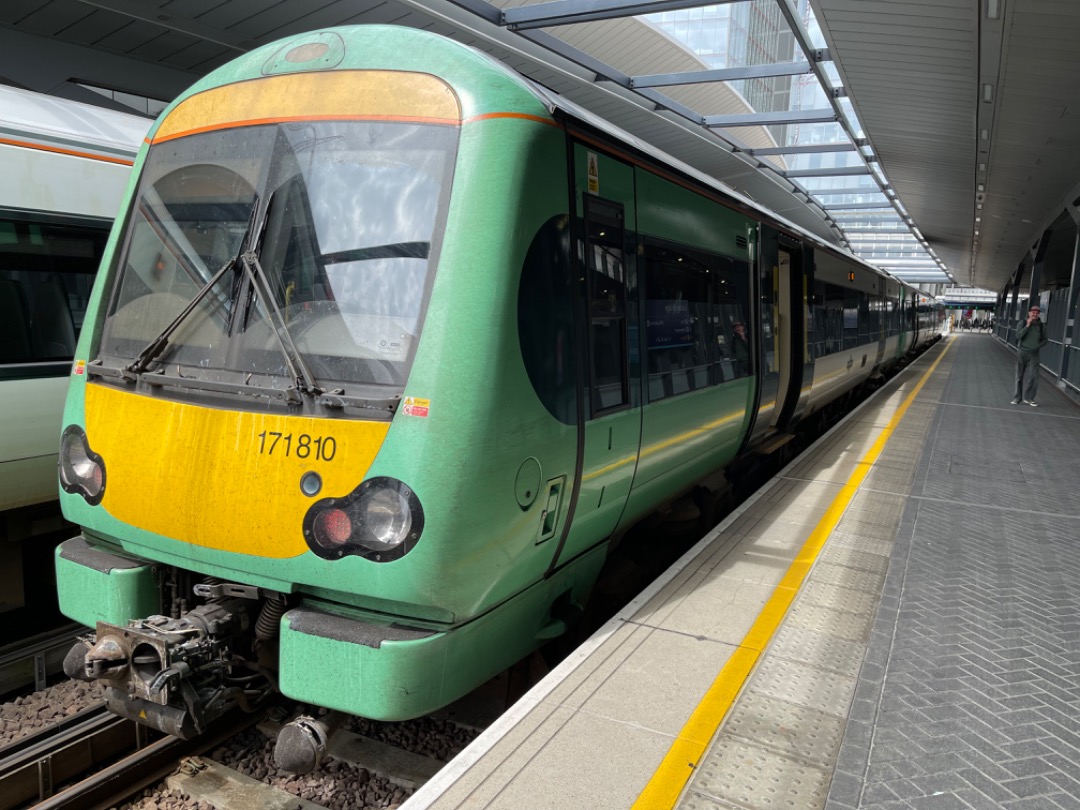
[0, 87, 149, 514]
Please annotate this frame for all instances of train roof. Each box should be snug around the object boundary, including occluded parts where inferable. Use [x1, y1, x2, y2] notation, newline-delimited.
[0, 85, 150, 162]
[525, 80, 912, 285]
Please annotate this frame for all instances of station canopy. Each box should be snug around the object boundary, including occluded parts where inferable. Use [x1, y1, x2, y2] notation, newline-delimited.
[10, 0, 1071, 291]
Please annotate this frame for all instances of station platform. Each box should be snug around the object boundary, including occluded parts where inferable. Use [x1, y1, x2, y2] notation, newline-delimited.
[404, 333, 1080, 810]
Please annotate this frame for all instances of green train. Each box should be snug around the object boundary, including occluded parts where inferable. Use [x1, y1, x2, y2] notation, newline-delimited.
[56, 26, 942, 740]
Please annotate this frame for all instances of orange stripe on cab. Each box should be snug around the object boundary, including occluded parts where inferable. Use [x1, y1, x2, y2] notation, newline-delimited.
[153, 70, 463, 143]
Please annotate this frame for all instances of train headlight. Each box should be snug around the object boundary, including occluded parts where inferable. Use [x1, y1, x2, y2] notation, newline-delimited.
[362, 488, 413, 551]
[59, 425, 106, 505]
[303, 477, 424, 562]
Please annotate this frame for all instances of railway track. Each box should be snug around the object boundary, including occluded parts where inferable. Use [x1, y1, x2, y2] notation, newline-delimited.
[0, 700, 265, 810]
[0, 624, 83, 698]
[0, 701, 130, 810]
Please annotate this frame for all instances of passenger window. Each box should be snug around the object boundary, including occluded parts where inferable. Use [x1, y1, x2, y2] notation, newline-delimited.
[584, 198, 629, 413]
[644, 238, 751, 401]
[0, 217, 106, 369]
[713, 262, 751, 379]
[644, 243, 710, 400]
[844, 291, 860, 349]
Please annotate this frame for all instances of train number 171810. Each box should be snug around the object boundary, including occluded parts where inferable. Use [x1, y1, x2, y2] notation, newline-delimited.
[257, 431, 337, 461]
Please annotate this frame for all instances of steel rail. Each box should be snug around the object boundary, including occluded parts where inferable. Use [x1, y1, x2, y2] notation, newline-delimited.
[33, 708, 266, 810]
[0, 623, 83, 696]
[0, 701, 131, 810]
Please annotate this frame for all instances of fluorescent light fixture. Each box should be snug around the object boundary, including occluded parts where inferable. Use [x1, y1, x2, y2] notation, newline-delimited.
[978, 163, 986, 171]
[987, 0, 1001, 19]
[980, 129, 989, 140]
[977, 183, 985, 191]
[983, 83, 994, 102]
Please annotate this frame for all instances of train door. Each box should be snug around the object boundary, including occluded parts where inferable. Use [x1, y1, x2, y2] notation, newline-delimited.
[773, 242, 808, 429]
[872, 288, 886, 370]
[772, 249, 793, 427]
[898, 288, 913, 354]
[546, 144, 642, 572]
[745, 226, 781, 445]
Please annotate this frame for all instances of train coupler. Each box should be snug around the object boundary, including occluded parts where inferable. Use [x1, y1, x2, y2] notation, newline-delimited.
[63, 596, 270, 739]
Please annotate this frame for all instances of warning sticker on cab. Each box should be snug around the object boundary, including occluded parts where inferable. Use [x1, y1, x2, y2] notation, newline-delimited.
[402, 397, 430, 418]
[72, 359, 86, 376]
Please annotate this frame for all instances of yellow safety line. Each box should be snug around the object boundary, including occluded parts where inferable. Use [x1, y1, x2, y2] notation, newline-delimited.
[632, 338, 954, 809]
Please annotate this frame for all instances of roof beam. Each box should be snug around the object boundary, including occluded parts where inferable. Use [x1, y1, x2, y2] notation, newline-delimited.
[503, 0, 739, 30]
[821, 202, 895, 210]
[785, 166, 871, 178]
[631, 61, 812, 89]
[798, 185, 881, 195]
[705, 108, 836, 127]
[75, 0, 252, 51]
[515, 27, 632, 86]
[749, 142, 862, 156]
[833, 226, 911, 233]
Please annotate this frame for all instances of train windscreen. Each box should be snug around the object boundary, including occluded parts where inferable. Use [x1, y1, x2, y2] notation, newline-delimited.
[99, 120, 456, 393]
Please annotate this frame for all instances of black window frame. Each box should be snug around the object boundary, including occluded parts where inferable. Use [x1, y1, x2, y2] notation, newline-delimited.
[0, 211, 109, 378]
[582, 196, 631, 416]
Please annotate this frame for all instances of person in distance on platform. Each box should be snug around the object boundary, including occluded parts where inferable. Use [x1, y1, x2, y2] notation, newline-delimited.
[731, 321, 751, 375]
[1012, 305, 1048, 406]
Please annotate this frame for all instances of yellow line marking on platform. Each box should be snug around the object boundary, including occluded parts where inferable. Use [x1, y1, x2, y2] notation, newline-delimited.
[633, 339, 954, 809]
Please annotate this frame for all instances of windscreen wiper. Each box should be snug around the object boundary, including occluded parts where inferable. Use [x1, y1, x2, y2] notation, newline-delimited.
[237, 248, 320, 399]
[122, 196, 261, 379]
[122, 257, 237, 378]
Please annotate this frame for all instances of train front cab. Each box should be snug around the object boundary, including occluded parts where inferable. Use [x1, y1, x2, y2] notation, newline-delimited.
[53, 33, 612, 730]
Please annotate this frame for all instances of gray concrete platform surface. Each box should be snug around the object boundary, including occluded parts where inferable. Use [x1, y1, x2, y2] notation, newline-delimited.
[402, 334, 1080, 810]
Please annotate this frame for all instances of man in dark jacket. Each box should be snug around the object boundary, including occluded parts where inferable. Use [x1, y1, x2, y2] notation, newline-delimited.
[1012, 305, 1048, 406]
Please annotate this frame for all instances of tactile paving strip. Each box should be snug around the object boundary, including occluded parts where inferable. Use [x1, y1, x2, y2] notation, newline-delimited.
[768, 624, 866, 678]
[690, 737, 832, 809]
[806, 562, 886, 594]
[797, 581, 880, 616]
[816, 545, 890, 574]
[723, 692, 847, 766]
[678, 793, 735, 810]
[875, 439, 925, 466]
[833, 492, 907, 535]
[749, 656, 857, 717]
[784, 596, 876, 643]
[818, 532, 893, 558]
[860, 472, 914, 495]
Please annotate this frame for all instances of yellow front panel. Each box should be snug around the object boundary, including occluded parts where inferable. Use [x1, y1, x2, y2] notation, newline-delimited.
[153, 71, 461, 143]
[85, 384, 389, 558]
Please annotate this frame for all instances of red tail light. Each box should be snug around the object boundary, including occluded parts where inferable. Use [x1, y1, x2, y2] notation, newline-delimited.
[312, 508, 352, 548]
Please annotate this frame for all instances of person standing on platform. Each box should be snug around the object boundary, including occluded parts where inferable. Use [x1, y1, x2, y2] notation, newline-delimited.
[731, 321, 751, 375]
[1012, 305, 1048, 406]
